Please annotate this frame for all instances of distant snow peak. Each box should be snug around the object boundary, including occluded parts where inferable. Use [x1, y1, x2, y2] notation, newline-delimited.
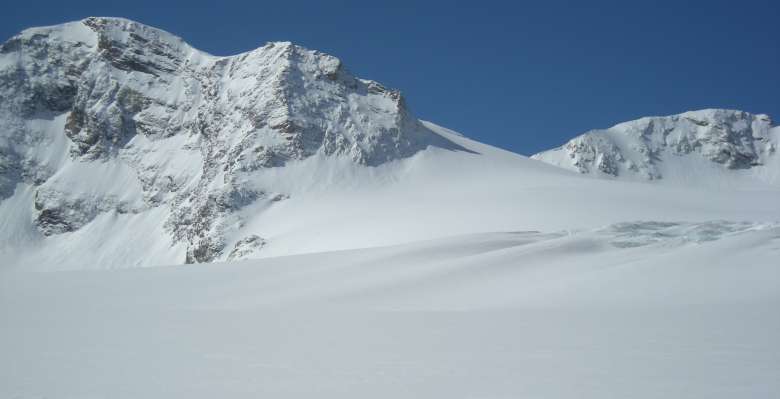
[532, 109, 777, 184]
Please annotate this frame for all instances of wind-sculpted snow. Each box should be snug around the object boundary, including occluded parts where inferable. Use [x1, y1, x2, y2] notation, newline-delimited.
[533, 109, 779, 185]
[0, 17, 466, 264]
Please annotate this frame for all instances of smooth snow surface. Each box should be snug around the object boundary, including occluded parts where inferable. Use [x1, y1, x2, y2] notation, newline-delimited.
[2, 223, 779, 398]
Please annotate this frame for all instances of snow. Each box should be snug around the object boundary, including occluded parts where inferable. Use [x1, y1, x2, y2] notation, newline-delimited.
[228, 122, 780, 259]
[5, 116, 780, 269]
[16, 20, 98, 47]
[1, 18, 780, 398]
[532, 109, 778, 187]
[5, 123, 777, 396]
[2, 223, 779, 398]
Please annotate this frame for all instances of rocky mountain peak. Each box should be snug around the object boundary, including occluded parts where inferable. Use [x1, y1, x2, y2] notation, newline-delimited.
[0, 18, 463, 264]
[532, 109, 777, 182]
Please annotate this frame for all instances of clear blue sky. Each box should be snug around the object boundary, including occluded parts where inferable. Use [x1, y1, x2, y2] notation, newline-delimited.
[3, 0, 778, 154]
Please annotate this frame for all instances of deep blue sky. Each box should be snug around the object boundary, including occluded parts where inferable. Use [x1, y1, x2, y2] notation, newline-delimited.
[3, 0, 779, 154]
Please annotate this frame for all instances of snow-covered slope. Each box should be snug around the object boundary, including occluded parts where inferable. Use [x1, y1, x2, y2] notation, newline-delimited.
[532, 109, 780, 187]
[2, 223, 779, 398]
[4, 115, 780, 269]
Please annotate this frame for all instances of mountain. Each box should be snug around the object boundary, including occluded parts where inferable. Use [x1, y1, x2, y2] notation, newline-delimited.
[1, 18, 779, 270]
[532, 109, 780, 187]
[0, 17, 463, 266]
[2, 18, 780, 399]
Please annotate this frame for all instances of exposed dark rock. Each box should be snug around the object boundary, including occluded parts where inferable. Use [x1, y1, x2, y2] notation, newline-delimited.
[227, 235, 266, 260]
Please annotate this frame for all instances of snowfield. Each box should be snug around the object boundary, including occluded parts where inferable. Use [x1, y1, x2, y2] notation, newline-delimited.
[1, 17, 779, 398]
[2, 223, 779, 398]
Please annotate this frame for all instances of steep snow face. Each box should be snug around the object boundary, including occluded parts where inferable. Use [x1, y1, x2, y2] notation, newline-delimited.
[532, 109, 779, 187]
[0, 17, 461, 264]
